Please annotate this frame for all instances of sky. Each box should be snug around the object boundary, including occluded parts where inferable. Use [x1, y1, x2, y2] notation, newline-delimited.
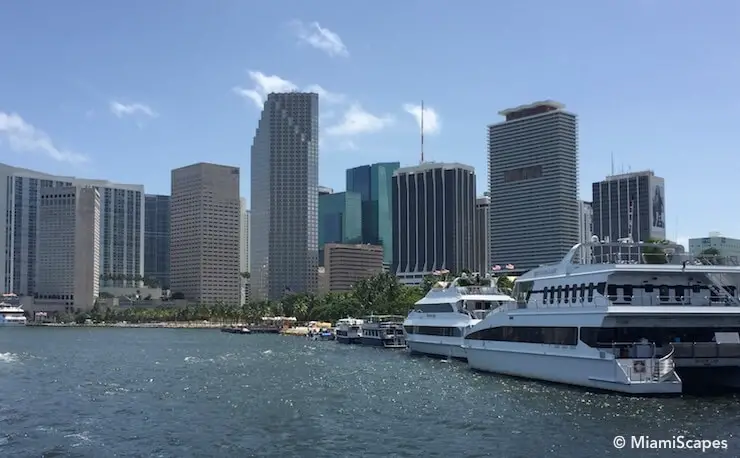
[1, 0, 739, 248]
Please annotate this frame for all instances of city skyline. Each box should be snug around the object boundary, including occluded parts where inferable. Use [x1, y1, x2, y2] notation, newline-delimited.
[2, 2, 738, 244]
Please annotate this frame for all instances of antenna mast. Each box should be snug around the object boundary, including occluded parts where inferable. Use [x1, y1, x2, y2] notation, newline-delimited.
[610, 151, 614, 176]
[420, 100, 425, 164]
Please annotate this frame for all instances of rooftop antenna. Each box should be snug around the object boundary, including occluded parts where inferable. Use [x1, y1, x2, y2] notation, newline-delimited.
[610, 151, 614, 176]
[420, 100, 425, 164]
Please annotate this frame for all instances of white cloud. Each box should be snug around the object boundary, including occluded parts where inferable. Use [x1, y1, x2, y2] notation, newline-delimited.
[325, 104, 393, 136]
[233, 71, 345, 109]
[0, 112, 88, 164]
[675, 235, 689, 250]
[291, 20, 349, 57]
[109, 101, 158, 118]
[403, 103, 441, 135]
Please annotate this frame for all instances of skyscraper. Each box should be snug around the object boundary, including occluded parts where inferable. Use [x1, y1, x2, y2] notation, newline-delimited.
[591, 171, 666, 244]
[473, 196, 490, 274]
[144, 194, 170, 288]
[391, 162, 476, 284]
[36, 186, 100, 311]
[240, 198, 251, 304]
[346, 162, 400, 266]
[250, 92, 319, 300]
[488, 101, 579, 272]
[318, 191, 362, 266]
[0, 163, 144, 295]
[170, 163, 241, 304]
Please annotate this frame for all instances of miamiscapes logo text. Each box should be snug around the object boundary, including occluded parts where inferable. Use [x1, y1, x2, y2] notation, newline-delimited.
[614, 435, 729, 452]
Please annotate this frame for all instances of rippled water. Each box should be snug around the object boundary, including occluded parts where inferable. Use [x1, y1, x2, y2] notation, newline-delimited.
[1, 328, 738, 457]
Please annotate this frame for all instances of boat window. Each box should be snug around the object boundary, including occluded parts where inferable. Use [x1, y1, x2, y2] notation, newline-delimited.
[466, 326, 578, 345]
[571, 284, 578, 302]
[579, 326, 740, 348]
[563, 285, 570, 303]
[542, 287, 548, 305]
[596, 282, 606, 296]
[623, 285, 633, 302]
[607, 284, 617, 300]
[659, 286, 670, 302]
[549, 288, 555, 304]
[692, 285, 701, 293]
[587, 283, 595, 302]
[644, 284, 654, 293]
[579, 284, 585, 301]
[675, 286, 685, 301]
[414, 326, 461, 337]
[515, 280, 533, 306]
[417, 303, 454, 313]
[556, 286, 562, 302]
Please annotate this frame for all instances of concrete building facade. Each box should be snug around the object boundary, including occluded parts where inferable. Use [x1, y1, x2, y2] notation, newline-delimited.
[689, 233, 740, 264]
[170, 163, 241, 305]
[473, 196, 490, 274]
[0, 163, 143, 295]
[250, 92, 319, 300]
[488, 101, 579, 272]
[346, 162, 400, 267]
[324, 243, 384, 292]
[240, 198, 251, 304]
[36, 186, 100, 311]
[578, 200, 594, 263]
[144, 194, 170, 288]
[391, 162, 476, 285]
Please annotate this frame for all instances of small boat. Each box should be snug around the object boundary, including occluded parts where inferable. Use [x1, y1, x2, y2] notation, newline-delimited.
[221, 327, 251, 334]
[335, 318, 363, 344]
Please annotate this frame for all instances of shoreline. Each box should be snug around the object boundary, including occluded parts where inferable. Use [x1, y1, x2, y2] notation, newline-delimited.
[25, 322, 248, 329]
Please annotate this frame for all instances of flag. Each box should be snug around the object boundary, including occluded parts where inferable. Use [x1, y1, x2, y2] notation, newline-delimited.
[432, 270, 441, 276]
[440, 269, 450, 274]
[505, 264, 515, 270]
[492, 265, 502, 271]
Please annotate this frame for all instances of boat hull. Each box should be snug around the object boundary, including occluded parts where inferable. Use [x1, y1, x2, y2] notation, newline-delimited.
[407, 339, 466, 360]
[336, 335, 361, 344]
[464, 344, 682, 395]
[0, 321, 26, 326]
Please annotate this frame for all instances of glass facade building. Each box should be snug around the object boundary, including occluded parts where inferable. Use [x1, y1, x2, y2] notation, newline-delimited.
[318, 191, 362, 265]
[346, 162, 399, 266]
[144, 194, 170, 288]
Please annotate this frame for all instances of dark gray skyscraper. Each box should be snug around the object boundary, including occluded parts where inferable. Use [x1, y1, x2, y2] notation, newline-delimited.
[591, 170, 666, 245]
[488, 100, 579, 273]
[391, 162, 476, 285]
[144, 194, 170, 288]
[250, 92, 319, 300]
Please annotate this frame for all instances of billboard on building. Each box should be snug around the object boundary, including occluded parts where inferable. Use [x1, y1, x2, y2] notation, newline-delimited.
[649, 177, 666, 240]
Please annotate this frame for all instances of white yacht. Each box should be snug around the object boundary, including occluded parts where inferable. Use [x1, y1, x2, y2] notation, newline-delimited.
[335, 318, 364, 344]
[0, 296, 27, 326]
[403, 273, 515, 360]
[463, 239, 740, 395]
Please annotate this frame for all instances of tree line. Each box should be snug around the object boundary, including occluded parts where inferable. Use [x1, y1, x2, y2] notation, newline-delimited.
[60, 271, 516, 325]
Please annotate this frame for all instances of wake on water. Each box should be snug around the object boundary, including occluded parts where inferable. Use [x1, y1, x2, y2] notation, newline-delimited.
[0, 352, 18, 363]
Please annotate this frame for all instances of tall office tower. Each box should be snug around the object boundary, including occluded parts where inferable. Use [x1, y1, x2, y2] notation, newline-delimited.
[324, 243, 384, 293]
[318, 191, 362, 266]
[170, 163, 241, 304]
[36, 186, 100, 311]
[0, 163, 143, 295]
[144, 194, 170, 288]
[346, 162, 400, 267]
[250, 92, 319, 301]
[488, 101, 579, 272]
[473, 196, 490, 274]
[391, 162, 476, 285]
[74, 178, 144, 287]
[240, 198, 251, 304]
[591, 170, 666, 243]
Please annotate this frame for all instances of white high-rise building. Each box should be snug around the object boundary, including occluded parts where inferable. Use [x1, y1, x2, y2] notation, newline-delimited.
[170, 163, 241, 305]
[250, 92, 319, 300]
[36, 186, 100, 311]
[0, 163, 144, 295]
[578, 200, 594, 263]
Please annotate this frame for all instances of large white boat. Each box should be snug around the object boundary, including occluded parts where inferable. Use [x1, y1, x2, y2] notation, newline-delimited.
[335, 318, 364, 344]
[0, 295, 27, 326]
[463, 239, 740, 395]
[403, 274, 515, 360]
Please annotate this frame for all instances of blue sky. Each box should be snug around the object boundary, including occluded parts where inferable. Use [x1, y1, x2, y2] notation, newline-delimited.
[1, 0, 739, 246]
